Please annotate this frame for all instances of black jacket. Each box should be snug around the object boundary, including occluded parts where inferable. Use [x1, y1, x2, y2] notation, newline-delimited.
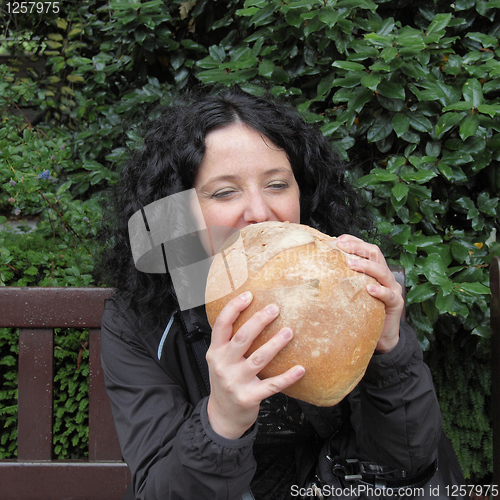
[100, 292, 442, 500]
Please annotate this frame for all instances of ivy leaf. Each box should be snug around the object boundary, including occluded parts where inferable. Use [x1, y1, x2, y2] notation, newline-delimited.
[422, 254, 451, 286]
[364, 33, 394, 48]
[248, 2, 276, 27]
[456, 282, 490, 295]
[443, 101, 474, 112]
[462, 78, 484, 107]
[349, 88, 373, 113]
[258, 59, 275, 78]
[378, 80, 405, 100]
[208, 45, 226, 62]
[400, 170, 437, 183]
[317, 72, 336, 97]
[425, 13, 452, 35]
[367, 115, 393, 142]
[390, 224, 411, 245]
[459, 114, 479, 141]
[391, 181, 409, 202]
[332, 61, 366, 72]
[409, 113, 433, 133]
[357, 169, 399, 186]
[435, 289, 455, 313]
[361, 72, 382, 90]
[435, 112, 463, 138]
[392, 113, 410, 137]
[477, 192, 499, 216]
[24, 266, 39, 276]
[318, 6, 339, 28]
[477, 103, 500, 118]
[407, 282, 437, 305]
[465, 32, 499, 49]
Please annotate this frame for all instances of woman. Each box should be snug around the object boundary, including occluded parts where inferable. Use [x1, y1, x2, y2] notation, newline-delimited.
[99, 87, 442, 500]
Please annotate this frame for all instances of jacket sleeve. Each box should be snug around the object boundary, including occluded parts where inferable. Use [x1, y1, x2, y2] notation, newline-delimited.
[100, 300, 257, 500]
[347, 322, 442, 472]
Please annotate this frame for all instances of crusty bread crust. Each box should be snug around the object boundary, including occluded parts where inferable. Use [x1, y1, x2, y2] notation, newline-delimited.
[205, 221, 385, 407]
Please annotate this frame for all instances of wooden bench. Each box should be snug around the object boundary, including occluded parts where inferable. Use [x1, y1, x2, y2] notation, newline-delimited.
[0, 287, 130, 500]
[0, 268, 408, 499]
[492, 256, 500, 494]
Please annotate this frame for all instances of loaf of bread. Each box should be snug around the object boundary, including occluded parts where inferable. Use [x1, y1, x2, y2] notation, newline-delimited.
[205, 221, 385, 407]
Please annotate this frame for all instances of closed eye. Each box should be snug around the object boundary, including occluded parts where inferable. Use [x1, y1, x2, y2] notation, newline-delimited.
[212, 188, 237, 199]
[267, 181, 289, 190]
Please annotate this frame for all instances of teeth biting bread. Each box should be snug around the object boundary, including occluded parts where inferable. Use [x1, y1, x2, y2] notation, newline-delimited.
[205, 221, 385, 407]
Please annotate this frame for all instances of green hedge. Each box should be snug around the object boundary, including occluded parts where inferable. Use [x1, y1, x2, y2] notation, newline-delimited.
[1, 0, 499, 481]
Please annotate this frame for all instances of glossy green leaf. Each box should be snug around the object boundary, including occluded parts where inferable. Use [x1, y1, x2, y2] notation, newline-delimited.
[258, 59, 275, 78]
[406, 282, 437, 305]
[459, 114, 480, 141]
[337, 0, 377, 10]
[367, 115, 393, 142]
[318, 6, 338, 28]
[477, 104, 500, 118]
[332, 61, 366, 72]
[317, 72, 336, 97]
[435, 113, 463, 138]
[422, 254, 451, 286]
[364, 33, 394, 48]
[361, 72, 382, 90]
[391, 181, 409, 203]
[425, 13, 452, 35]
[465, 32, 498, 49]
[377, 80, 405, 100]
[392, 113, 410, 137]
[443, 101, 474, 112]
[462, 79, 484, 107]
[456, 282, 490, 295]
[348, 88, 373, 113]
[435, 289, 455, 313]
[248, 2, 276, 27]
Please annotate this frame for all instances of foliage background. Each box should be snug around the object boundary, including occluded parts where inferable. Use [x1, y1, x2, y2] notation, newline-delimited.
[1, 0, 499, 482]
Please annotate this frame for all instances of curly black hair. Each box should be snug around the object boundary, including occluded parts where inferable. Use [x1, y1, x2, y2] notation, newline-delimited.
[98, 86, 372, 317]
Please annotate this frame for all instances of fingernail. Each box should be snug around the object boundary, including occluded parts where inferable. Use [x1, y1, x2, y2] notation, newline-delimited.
[266, 304, 279, 316]
[239, 291, 252, 302]
[294, 366, 305, 377]
[367, 285, 377, 293]
[280, 328, 293, 340]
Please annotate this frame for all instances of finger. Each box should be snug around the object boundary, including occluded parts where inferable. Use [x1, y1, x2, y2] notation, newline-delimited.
[251, 365, 306, 402]
[245, 327, 294, 376]
[210, 291, 253, 349]
[335, 234, 385, 265]
[229, 303, 281, 359]
[367, 283, 404, 312]
[346, 257, 400, 292]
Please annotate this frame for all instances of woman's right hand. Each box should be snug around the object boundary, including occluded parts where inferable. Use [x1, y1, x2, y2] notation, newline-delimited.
[206, 291, 305, 440]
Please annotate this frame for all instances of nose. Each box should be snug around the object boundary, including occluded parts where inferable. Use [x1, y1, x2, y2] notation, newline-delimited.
[242, 192, 273, 224]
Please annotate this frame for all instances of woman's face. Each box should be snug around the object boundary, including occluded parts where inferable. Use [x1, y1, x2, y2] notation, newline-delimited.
[194, 122, 301, 233]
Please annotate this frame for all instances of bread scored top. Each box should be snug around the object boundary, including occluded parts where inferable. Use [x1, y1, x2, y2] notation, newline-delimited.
[205, 221, 385, 407]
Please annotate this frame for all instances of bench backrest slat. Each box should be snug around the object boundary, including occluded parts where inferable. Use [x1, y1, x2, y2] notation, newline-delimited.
[18, 328, 54, 460]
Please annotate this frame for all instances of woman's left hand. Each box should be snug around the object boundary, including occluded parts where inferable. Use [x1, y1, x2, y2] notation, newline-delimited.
[335, 234, 404, 353]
